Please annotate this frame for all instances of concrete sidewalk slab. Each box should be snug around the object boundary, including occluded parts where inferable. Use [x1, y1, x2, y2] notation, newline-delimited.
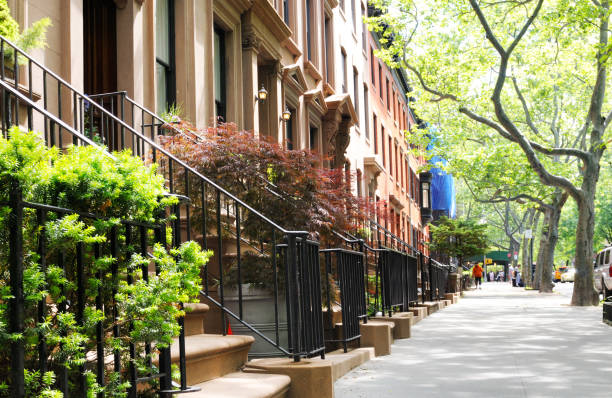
[335, 282, 612, 398]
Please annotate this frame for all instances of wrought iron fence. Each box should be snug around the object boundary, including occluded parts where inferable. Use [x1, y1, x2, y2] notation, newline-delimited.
[321, 248, 367, 352]
[429, 259, 450, 301]
[0, 33, 326, 397]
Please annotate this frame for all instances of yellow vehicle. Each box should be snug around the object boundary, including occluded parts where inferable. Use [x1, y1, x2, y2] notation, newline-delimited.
[553, 266, 568, 282]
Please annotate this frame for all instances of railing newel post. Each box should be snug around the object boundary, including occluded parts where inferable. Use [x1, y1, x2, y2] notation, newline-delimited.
[8, 178, 24, 398]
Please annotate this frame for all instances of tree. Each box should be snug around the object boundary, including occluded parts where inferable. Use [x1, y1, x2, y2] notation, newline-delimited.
[158, 121, 372, 243]
[367, 0, 611, 305]
[428, 216, 488, 269]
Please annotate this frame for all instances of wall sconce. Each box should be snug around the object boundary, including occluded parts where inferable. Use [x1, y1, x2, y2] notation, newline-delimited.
[281, 107, 292, 121]
[257, 85, 268, 102]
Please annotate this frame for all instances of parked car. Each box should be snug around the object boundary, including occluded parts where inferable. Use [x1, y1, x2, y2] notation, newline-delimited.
[561, 268, 576, 283]
[593, 246, 612, 297]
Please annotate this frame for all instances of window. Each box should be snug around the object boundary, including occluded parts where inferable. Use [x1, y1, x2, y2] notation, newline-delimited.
[286, 107, 295, 149]
[353, 69, 359, 123]
[386, 78, 390, 111]
[306, 0, 313, 60]
[283, 0, 290, 26]
[364, 84, 369, 139]
[388, 136, 393, 175]
[357, 169, 363, 197]
[340, 0, 345, 10]
[381, 126, 386, 166]
[310, 125, 318, 150]
[325, 16, 333, 83]
[373, 114, 378, 154]
[341, 49, 347, 93]
[156, 0, 175, 113]
[362, 4, 367, 52]
[370, 47, 375, 84]
[351, 0, 356, 31]
[378, 64, 383, 100]
[213, 27, 226, 121]
[395, 144, 399, 180]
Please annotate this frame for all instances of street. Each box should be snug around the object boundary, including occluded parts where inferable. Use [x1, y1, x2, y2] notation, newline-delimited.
[335, 282, 612, 398]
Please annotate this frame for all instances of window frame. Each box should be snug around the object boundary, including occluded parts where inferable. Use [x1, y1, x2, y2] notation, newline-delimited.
[213, 25, 227, 122]
[156, 0, 176, 113]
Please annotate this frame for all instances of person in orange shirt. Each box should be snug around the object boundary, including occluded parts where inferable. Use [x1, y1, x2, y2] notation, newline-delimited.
[472, 263, 484, 289]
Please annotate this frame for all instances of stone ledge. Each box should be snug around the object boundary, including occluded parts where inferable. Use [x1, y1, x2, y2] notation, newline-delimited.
[371, 312, 412, 339]
[246, 357, 333, 398]
[360, 320, 393, 356]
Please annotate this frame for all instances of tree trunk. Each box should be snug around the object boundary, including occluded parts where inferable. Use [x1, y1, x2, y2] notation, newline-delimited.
[571, 163, 600, 306]
[540, 191, 568, 293]
[521, 208, 536, 288]
[534, 209, 550, 291]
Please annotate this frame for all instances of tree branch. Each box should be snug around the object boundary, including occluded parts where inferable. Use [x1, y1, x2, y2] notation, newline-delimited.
[469, 0, 584, 202]
[511, 76, 542, 138]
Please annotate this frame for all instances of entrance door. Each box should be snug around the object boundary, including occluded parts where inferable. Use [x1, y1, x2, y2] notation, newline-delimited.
[83, 0, 117, 95]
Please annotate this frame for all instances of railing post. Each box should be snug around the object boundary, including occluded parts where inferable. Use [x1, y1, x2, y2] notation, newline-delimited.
[358, 240, 367, 324]
[155, 206, 172, 397]
[8, 178, 24, 398]
[286, 233, 302, 362]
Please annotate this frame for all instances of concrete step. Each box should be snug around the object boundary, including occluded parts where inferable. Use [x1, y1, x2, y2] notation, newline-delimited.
[189, 372, 290, 398]
[170, 334, 254, 385]
[184, 303, 210, 336]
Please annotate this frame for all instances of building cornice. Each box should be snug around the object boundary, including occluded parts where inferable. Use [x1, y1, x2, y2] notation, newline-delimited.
[252, 0, 292, 43]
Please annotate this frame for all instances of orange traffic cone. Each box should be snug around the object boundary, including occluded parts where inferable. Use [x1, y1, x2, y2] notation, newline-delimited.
[227, 320, 233, 335]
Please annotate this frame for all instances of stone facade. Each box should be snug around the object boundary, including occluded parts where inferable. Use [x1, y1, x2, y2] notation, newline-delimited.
[9, 0, 428, 247]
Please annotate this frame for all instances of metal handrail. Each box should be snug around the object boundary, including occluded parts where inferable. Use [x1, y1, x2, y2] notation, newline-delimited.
[0, 35, 301, 236]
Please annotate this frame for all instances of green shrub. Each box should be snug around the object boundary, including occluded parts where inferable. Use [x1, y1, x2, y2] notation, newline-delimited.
[0, 128, 210, 397]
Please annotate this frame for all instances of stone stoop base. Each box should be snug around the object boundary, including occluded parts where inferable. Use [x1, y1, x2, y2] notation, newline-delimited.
[440, 299, 452, 308]
[408, 307, 427, 324]
[371, 312, 412, 339]
[310, 347, 375, 382]
[245, 358, 333, 398]
[359, 320, 394, 356]
[444, 293, 458, 304]
[417, 302, 440, 315]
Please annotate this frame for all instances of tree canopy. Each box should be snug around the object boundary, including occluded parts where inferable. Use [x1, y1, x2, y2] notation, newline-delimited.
[428, 217, 489, 267]
[367, 0, 611, 305]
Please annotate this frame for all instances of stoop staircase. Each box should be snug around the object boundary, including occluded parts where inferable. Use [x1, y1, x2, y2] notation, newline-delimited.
[0, 34, 318, 396]
[173, 303, 291, 398]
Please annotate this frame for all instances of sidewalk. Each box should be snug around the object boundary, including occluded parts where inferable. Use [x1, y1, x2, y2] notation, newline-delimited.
[335, 282, 612, 398]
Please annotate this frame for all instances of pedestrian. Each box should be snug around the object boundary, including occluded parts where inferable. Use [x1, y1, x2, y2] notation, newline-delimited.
[489, 271, 494, 283]
[508, 265, 514, 285]
[499, 270, 505, 282]
[511, 265, 517, 287]
[472, 263, 484, 289]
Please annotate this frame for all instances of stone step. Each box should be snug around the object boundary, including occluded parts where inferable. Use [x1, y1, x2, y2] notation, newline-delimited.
[371, 312, 412, 339]
[170, 334, 254, 385]
[188, 372, 290, 398]
[184, 303, 210, 336]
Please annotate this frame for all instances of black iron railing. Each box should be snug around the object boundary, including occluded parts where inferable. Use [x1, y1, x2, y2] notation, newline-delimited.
[83, 91, 326, 361]
[377, 249, 413, 316]
[0, 33, 326, 398]
[429, 259, 450, 301]
[0, 75, 199, 396]
[321, 248, 367, 352]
